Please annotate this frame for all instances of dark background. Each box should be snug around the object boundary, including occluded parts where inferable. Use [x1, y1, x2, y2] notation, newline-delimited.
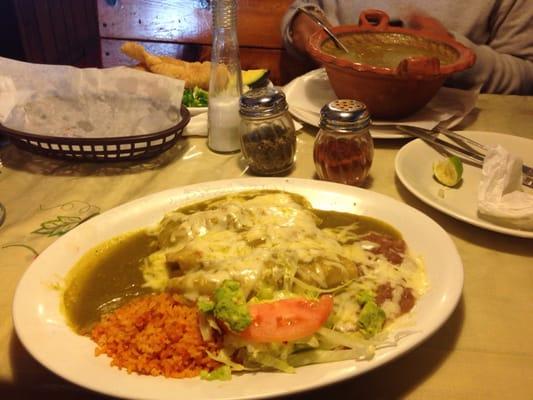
[0, 0, 99, 67]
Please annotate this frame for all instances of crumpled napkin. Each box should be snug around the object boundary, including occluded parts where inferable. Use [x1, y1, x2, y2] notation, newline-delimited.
[478, 144, 533, 230]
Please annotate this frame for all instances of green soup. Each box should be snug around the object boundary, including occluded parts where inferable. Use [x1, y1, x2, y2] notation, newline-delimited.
[322, 32, 458, 68]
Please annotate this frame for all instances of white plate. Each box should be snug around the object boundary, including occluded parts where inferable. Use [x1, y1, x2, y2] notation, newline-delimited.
[396, 131, 533, 238]
[284, 69, 478, 139]
[13, 178, 463, 400]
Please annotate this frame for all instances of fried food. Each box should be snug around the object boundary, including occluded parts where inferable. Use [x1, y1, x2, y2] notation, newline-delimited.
[121, 42, 161, 67]
[131, 63, 149, 72]
[121, 41, 227, 90]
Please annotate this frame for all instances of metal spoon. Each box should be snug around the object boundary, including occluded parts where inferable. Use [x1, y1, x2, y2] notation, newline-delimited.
[297, 7, 349, 53]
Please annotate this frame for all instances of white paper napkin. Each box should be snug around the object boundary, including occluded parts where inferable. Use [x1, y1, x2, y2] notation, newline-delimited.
[183, 112, 208, 136]
[478, 145, 533, 230]
[285, 68, 479, 129]
[183, 110, 303, 137]
[0, 57, 185, 138]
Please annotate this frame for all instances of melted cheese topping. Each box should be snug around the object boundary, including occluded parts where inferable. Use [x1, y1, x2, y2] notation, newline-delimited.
[143, 192, 427, 329]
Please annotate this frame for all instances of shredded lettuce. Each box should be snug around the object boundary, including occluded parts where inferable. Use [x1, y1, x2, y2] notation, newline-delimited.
[198, 296, 215, 313]
[356, 292, 386, 339]
[317, 327, 374, 354]
[255, 285, 275, 300]
[356, 290, 375, 305]
[287, 348, 373, 367]
[198, 311, 221, 342]
[182, 86, 208, 107]
[206, 349, 251, 372]
[200, 365, 232, 381]
[248, 351, 295, 373]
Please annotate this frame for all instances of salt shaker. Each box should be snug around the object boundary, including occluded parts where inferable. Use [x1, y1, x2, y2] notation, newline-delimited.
[239, 87, 296, 175]
[313, 99, 374, 186]
[207, 0, 242, 153]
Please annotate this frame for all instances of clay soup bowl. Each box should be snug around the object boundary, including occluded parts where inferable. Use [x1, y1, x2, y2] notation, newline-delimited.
[306, 9, 476, 119]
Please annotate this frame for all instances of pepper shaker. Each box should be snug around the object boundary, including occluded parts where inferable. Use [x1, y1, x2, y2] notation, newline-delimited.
[313, 99, 374, 186]
[239, 87, 296, 175]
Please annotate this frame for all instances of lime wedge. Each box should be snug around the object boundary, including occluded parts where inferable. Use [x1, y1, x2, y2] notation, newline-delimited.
[433, 156, 463, 187]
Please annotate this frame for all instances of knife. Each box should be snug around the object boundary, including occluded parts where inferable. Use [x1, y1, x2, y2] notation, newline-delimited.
[395, 124, 533, 189]
[395, 125, 484, 164]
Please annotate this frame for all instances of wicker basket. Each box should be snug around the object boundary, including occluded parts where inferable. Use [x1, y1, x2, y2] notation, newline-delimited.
[0, 107, 191, 162]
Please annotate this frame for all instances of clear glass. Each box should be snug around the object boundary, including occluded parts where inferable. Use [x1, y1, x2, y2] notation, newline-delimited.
[207, 0, 242, 153]
[313, 126, 374, 186]
[240, 111, 296, 175]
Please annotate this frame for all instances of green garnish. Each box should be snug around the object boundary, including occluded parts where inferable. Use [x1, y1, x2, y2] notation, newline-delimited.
[356, 290, 386, 338]
[202, 279, 252, 332]
[182, 86, 209, 107]
[197, 297, 215, 313]
[200, 365, 232, 381]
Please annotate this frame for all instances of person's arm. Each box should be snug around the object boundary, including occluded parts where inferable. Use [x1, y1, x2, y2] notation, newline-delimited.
[406, 4, 533, 94]
[281, 1, 338, 62]
[446, 34, 533, 95]
[447, 0, 533, 95]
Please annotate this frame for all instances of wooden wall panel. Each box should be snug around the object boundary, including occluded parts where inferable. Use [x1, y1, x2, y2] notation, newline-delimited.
[47, 0, 70, 61]
[33, 0, 59, 62]
[12, 0, 45, 63]
[97, 0, 291, 48]
[12, 0, 100, 67]
[100, 38, 306, 85]
[97, 0, 310, 85]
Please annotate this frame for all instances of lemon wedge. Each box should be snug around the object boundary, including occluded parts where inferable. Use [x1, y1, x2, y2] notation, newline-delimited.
[433, 156, 463, 187]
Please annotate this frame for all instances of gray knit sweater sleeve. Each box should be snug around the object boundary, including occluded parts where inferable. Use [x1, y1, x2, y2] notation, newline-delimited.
[280, 0, 533, 94]
[447, 0, 533, 94]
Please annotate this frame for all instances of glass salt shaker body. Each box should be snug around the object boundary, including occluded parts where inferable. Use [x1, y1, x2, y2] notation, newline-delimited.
[207, 0, 242, 153]
[313, 100, 374, 186]
[239, 87, 296, 175]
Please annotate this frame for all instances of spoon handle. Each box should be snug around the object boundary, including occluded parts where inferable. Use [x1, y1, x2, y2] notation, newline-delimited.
[297, 7, 350, 53]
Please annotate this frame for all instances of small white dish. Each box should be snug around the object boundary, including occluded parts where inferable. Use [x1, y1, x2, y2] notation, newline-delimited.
[395, 131, 533, 238]
[13, 178, 463, 400]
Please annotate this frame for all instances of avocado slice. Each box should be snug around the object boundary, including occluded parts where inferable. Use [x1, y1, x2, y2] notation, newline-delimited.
[242, 69, 270, 88]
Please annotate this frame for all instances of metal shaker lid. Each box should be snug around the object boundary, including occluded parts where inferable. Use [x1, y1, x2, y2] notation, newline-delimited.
[319, 99, 370, 132]
[240, 87, 288, 118]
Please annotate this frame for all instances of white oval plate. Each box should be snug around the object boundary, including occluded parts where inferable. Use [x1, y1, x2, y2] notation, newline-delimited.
[13, 178, 463, 400]
[396, 131, 533, 238]
[283, 69, 478, 140]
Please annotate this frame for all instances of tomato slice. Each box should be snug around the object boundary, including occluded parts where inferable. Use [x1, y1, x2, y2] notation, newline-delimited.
[239, 295, 333, 343]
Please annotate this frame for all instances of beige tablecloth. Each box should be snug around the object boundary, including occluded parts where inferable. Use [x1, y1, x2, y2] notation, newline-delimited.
[0, 94, 532, 399]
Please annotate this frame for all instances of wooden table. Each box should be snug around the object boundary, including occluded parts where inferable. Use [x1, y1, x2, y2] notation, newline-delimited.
[0, 93, 531, 399]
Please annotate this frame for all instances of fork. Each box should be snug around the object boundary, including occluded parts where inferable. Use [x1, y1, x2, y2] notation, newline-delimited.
[434, 126, 533, 179]
[391, 125, 533, 189]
